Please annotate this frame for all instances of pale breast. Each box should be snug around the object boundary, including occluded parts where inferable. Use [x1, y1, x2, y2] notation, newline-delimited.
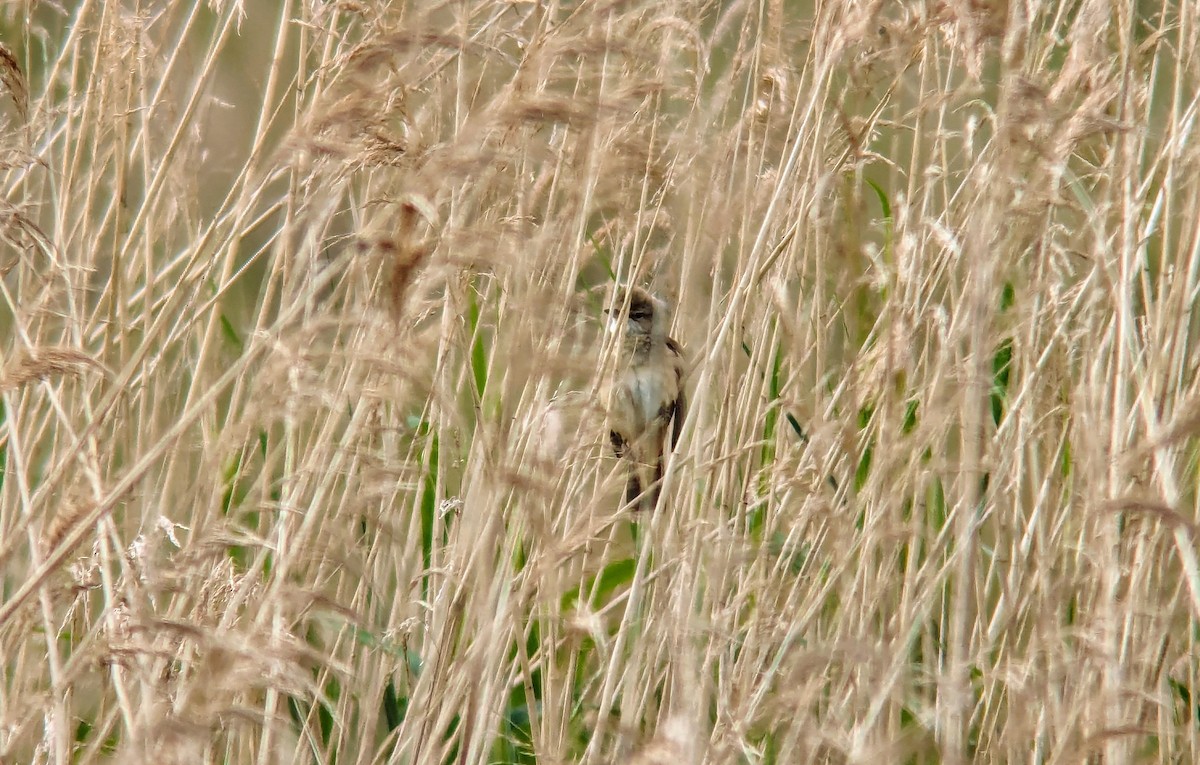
[607, 340, 682, 448]
[626, 364, 673, 432]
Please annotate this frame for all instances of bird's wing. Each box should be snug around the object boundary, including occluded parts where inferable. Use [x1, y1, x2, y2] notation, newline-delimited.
[666, 338, 686, 450]
[670, 387, 686, 451]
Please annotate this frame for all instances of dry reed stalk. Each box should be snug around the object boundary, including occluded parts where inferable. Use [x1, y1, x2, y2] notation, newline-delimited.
[1, 1, 1200, 763]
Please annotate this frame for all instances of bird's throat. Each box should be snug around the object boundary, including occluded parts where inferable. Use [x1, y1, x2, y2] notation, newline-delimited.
[624, 332, 653, 361]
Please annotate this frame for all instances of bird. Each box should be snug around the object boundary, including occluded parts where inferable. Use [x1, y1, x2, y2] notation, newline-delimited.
[603, 285, 686, 512]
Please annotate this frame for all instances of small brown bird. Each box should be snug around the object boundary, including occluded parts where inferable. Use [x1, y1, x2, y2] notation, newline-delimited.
[603, 286, 686, 512]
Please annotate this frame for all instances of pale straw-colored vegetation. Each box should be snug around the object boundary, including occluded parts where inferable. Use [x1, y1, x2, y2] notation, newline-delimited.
[2, 1, 1200, 763]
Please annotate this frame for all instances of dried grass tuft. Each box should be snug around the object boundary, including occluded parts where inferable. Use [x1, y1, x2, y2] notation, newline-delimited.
[0, 346, 102, 390]
[0, 41, 27, 122]
[2, 1, 1200, 764]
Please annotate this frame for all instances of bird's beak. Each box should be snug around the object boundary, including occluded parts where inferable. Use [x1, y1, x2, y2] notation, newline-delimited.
[605, 311, 622, 335]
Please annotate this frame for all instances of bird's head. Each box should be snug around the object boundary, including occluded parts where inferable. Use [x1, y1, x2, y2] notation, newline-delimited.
[604, 285, 668, 340]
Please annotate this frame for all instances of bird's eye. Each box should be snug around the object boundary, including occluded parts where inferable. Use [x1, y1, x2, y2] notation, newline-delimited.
[629, 309, 650, 320]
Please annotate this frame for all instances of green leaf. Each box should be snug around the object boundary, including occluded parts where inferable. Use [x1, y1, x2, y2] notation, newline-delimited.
[927, 477, 947, 534]
[320, 676, 339, 745]
[74, 717, 119, 754]
[761, 333, 783, 467]
[902, 399, 919, 434]
[589, 233, 616, 280]
[349, 629, 423, 673]
[220, 442, 258, 569]
[740, 335, 842, 494]
[864, 177, 892, 221]
[0, 399, 7, 493]
[287, 693, 336, 760]
[220, 449, 245, 516]
[468, 284, 488, 398]
[383, 680, 406, 732]
[990, 338, 1013, 426]
[854, 405, 875, 492]
[999, 280, 1016, 311]
[417, 422, 440, 601]
[560, 558, 637, 613]
[1169, 677, 1200, 727]
[219, 313, 243, 353]
[768, 532, 811, 574]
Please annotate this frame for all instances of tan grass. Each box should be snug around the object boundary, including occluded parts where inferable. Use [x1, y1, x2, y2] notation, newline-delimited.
[1, 1, 1200, 763]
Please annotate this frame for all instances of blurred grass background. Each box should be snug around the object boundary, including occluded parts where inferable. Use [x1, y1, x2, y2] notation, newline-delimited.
[2, 1, 1200, 763]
